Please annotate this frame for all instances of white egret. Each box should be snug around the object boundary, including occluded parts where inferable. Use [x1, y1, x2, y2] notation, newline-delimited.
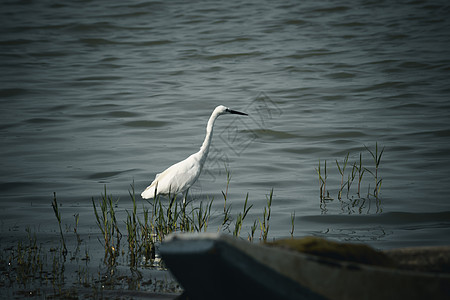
[141, 105, 248, 202]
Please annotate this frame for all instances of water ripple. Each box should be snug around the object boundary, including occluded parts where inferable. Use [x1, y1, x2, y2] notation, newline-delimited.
[1, 0, 450, 249]
[302, 211, 450, 226]
[122, 120, 170, 128]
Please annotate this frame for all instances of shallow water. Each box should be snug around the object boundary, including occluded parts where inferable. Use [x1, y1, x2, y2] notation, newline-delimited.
[1, 0, 450, 273]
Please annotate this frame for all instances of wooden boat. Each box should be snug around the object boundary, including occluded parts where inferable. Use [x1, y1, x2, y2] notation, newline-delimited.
[159, 233, 450, 300]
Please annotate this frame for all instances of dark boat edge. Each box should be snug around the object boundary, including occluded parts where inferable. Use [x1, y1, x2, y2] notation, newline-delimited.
[160, 233, 450, 300]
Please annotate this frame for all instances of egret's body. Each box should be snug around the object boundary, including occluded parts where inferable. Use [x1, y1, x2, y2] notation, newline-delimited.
[141, 105, 247, 200]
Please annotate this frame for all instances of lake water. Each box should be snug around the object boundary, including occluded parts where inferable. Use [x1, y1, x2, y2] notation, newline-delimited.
[1, 0, 450, 282]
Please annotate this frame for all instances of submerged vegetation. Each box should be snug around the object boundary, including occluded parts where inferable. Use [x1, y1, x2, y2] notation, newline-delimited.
[1, 145, 385, 297]
[1, 168, 276, 298]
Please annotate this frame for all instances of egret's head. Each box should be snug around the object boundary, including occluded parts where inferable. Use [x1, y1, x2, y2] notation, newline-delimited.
[215, 105, 248, 116]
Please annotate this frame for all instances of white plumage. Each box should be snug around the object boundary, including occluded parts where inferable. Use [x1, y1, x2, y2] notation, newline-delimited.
[141, 105, 248, 201]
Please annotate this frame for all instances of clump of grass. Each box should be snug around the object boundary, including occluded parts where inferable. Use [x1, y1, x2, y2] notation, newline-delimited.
[150, 194, 191, 242]
[92, 186, 121, 265]
[136, 166, 277, 246]
[12, 169, 280, 294]
[193, 198, 214, 232]
[3, 225, 73, 296]
[140, 183, 219, 247]
[14, 227, 44, 284]
[315, 143, 385, 213]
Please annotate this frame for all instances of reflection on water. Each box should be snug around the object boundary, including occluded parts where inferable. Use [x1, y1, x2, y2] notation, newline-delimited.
[300, 211, 450, 249]
[320, 197, 382, 215]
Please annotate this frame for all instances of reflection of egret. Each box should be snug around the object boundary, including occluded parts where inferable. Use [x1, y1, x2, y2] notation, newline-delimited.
[141, 105, 248, 202]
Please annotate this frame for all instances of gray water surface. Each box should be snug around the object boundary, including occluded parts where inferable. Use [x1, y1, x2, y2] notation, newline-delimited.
[1, 0, 450, 249]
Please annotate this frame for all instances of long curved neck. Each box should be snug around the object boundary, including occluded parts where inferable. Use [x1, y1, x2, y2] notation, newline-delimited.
[199, 111, 219, 159]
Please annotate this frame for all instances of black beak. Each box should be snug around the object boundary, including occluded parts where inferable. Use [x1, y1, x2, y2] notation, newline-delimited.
[228, 109, 248, 116]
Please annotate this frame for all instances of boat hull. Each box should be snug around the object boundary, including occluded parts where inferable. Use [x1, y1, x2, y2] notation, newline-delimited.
[160, 234, 450, 300]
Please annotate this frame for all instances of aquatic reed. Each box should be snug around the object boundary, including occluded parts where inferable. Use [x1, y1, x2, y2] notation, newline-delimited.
[315, 160, 328, 201]
[15, 227, 44, 284]
[1, 144, 389, 297]
[336, 153, 349, 200]
[357, 153, 365, 198]
[51, 193, 67, 256]
[346, 162, 357, 198]
[233, 193, 252, 237]
[193, 198, 214, 232]
[248, 220, 257, 242]
[365, 142, 384, 200]
[92, 186, 121, 264]
[316, 143, 385, 212]
[126, 184, 140, 267]
[71, 213, 82, 260]
[259, 188, 273, 242]
[220, 166, 233, 231]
